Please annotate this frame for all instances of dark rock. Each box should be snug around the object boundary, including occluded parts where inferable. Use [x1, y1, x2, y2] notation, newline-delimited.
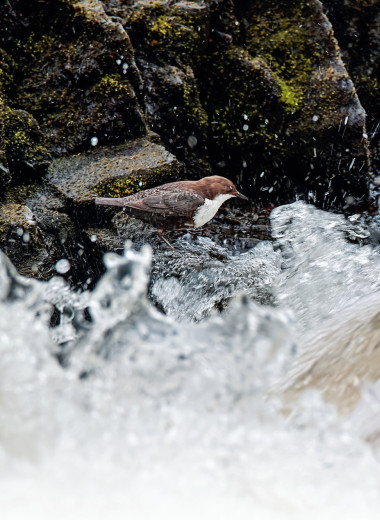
[0, 0, 146, 157]
[323, 0, 380, 196]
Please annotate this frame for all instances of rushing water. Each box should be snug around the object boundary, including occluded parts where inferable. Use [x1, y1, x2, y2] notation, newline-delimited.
[1, 201, 380, 519]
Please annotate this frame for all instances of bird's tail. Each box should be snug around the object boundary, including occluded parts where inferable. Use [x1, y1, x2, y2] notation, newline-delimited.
[95, 197, 125, 207]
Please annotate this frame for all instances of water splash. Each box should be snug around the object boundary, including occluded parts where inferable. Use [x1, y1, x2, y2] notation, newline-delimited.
[150, 237, 281, 321]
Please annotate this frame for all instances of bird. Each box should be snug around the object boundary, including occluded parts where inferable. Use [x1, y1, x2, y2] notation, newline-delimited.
[95, 175, 248, 249]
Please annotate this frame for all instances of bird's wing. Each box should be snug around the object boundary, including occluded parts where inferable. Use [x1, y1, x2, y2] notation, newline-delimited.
[125, 189, 204, 217]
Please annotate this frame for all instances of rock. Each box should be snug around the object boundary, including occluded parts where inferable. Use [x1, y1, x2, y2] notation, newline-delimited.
[46, 134, 185, 205]
[0, 187, 87, 282]
[323, 0, 380, 197]
[138, 60, 211, 176]
[0, 0, 146, 156]
[0, 150, 11, 189]
[108, 0, 371, 207]
[210, 0, 369, 206]
[0, 106, 50, 178]
[0, 202, 52, 278]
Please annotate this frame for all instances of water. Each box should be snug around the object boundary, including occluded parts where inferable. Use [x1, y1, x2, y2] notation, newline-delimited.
[1, 202, 380, 519]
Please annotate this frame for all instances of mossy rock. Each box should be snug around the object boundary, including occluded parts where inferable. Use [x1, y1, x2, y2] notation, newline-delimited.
[322, 0, 380, 180]
[125, 0, 210, 66]
[46, 135, 186, 205]
[1, 0, 146, 157]
[0, 105, 50, 177]
[202, 0, 370, 205]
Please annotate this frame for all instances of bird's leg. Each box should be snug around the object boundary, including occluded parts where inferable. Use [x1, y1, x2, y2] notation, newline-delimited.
[157, 229, 175, 250]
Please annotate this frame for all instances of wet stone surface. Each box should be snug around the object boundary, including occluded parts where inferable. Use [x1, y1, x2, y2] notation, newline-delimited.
[46, 134, 184, 205]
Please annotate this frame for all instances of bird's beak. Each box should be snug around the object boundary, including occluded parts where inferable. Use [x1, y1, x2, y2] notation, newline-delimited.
[235, 191, 248, 201]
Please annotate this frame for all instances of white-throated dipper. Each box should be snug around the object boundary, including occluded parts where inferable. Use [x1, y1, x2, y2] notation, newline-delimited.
[95, 175, 248, 249]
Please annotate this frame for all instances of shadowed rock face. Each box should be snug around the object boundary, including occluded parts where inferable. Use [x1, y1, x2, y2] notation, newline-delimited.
[323, 0, 380, 190]
[0, 0, 377, 281]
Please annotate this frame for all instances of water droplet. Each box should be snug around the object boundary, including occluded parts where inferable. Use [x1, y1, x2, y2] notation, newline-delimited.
[187, 135, 198, 148]
[16, 227, 23, 237]
[23, 232, 30, 243]
[90, 137, 98, 147]
[90, 234, 97, 242]
[242, 160, 247, 168]
[116, 59, 121, 65]
[55, 259, 71, 274]
[243, 114, 249, 120]
[312, 115, 319, 122]
[243, 124, 249, 131]
[362, 132, 368, 139]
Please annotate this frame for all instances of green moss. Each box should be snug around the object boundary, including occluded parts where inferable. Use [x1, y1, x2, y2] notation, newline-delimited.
[245, 2, 324, 114]
[180, 75, 208, 128]
[0, 106, 50, 169]
[205, 48, 282, 150]
[278, 78, 301, 110]
[0, 49, 16, 97]
[93, 163, 183, 198]
[126, 4, 206, 66]
[91, 75, 134, 101]
[0, 212, 5, 234]
[5, 183, 39, 204]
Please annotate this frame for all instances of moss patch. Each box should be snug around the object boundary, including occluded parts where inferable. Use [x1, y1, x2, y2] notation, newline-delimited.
[0, 105, 50, 173]
[91, 74, 135, 101]
[244, 1, 325, 114]
[125, 3, 208, 66]
[205, 47, 283, 151]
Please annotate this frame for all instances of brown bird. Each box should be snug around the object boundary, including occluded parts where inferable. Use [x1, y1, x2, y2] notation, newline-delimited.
[95, 175, 248, 249]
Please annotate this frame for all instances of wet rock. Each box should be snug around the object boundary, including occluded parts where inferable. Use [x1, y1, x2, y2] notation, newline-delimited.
[0, 150, 11, 189]
[220, 0, 369, 206]
[0, 202, 52, 278]
[46, 134, 185, 205]
[0, 0, 146, 157]
[0, 186, 88, 282]
[84, 213, 158, 258]
[138, 60, 211, 176]
[323, 0, 380, 196]
[0, 106, 50, 178]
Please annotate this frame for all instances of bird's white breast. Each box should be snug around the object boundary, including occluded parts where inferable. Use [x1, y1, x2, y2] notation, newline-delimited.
[193, 193, 234, 228]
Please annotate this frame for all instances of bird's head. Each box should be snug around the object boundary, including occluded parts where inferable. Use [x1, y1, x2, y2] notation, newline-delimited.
[199, 176, 248, 201]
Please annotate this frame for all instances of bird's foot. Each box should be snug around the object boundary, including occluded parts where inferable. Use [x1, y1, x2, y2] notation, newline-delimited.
[157, 229, 175, 250]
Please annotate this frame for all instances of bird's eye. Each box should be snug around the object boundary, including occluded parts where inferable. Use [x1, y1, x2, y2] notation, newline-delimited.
[229, 185, 233, 191]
